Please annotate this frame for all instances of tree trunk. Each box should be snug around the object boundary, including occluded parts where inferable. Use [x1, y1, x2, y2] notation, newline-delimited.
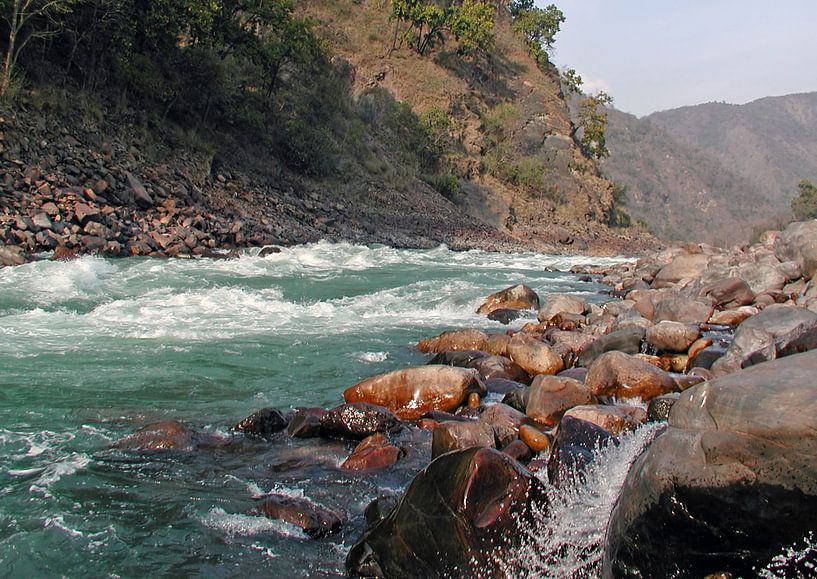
[1, 0, 22, 97]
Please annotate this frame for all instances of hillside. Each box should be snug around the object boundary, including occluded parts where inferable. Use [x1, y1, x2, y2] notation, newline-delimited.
[602, 92, 817, 245]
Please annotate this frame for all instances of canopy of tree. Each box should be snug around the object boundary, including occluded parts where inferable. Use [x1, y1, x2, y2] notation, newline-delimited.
[792, 179, 817, 221]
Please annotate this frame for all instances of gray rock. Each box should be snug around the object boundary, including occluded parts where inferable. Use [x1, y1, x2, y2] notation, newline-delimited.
[578, 327, 646, 368]
[775, 220, 817, 280]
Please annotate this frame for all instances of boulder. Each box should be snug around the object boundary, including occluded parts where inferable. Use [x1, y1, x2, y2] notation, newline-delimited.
[652, 253, 710, 288]
[478, 403, 526, 432]
[477, 284, 540, 315]
[344, 366, 485, 421]
[346, 448, 546, 577]
[286, 408, 325, 438]
[467, 355, 531, 384]
[712, 304, 817, 375]
[125, 172, 154, 208]
[547, 416, 617, 488]
[647, 392, 681, 422]
[525, 375, 594, 427]
[518, 424, 551, 453]
[502, 440, 532, 463]
[562, 404, 647, 435]
[484, 377, 527, 395]
[257, 495, 342, 538]
[232, 407, 289, 440]
[487, 308, 525, 324]
[734, 262, 787, 295]
[653, 297, 714, 324]
[0, 245, 27, 266]
[701, 277, 755, 308]
[709, 307, 756, 326]
[585, 351, 677, 401]
[775, 220, 817, 280]
[501, 386, 530, 414]
[604, 352, 817, 577]
[417, 329, 488, 353]
[483, 333, 511, 356]
[538, 294, 587, 322]
[645, 321, 701, 354]
[113, 420, 203, 452]
[431, 421, 496, 458]
[320, 403, 402, 440]
[578, 327, 646, 368]
[507, 333, 564, 376]
[427, 350, 488, 368]
[341, 434, 402, 472]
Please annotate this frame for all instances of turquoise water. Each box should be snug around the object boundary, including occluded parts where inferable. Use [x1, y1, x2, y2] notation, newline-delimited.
[0, 243, 625, 577]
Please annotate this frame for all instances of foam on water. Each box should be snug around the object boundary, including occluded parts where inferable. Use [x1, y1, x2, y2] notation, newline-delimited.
[200, 508, 308, 540]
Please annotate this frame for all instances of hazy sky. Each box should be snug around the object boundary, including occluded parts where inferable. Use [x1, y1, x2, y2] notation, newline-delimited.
[545, 0, 817, 117]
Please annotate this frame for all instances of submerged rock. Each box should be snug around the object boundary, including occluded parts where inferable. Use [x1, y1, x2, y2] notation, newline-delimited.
[343, 366, 485, 421]
[320, 402, 402, 440]
[256, 495, 342, 538]
[113, 420, 204, 452]
[547, 416, 617, 488]
[232, 407, 289, 440]
[604, 351, 817, 577]
[346, 447, 546, 577]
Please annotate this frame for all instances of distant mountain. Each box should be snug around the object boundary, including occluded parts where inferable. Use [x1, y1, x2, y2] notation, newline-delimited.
[602, 92, 817, 245]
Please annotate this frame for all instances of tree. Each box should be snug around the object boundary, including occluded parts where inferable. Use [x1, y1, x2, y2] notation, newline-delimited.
[573, 91, 613, 159]
[509, 1, 564, 67]
[560, 67, 582, 95]
[1, 0, 75, 97]
[390, 0, 494, 56]
[792, 179, 817, 221]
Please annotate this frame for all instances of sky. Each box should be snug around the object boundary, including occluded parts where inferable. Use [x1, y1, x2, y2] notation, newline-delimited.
[544, 0, 817, 117]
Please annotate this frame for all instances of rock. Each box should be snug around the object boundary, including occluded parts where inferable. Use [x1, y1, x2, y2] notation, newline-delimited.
[775, 220, 817, 280]
[652, 253, 710, 288]
[673, 373, 705, 391]
[125, 172, 154, 208]
[578, 327, 646, 368]
[487, 308, 525, 324]
[479, 403, 525, 432]
[31, 212, 52, 230]
[258, 245, 282, 257]
[547, 416, 617, 488]
[712, 304, 817, 375]
[701, 277, 755, 308]
[73, 202, 100, 226]
[518, 424, 551, 453]
[647, 392, 681, 421]
[562, 404, 647, 435]
[538, 294, 587, 322]
[646, 321, 701, 353]
[346, 448, 546, 578]
[344, 366, 485, 421]
[341, 433, 402, 471]
[525, 375, 594, 427]
[484, 377, 527, 395]
[320, 403, 402, 440]
[467, 355, 530, 384]
[585, 351, 677, 401]
[41, 201, 59, 216]
[502, 439, 532, 462]
[501, 386, 530, 413]
[0, 245, 27, 266]
[417, 329, 488, 353]
[431, 421, 496, 458]
[604, 352, 817, 578]
[483, 333, 511, 356]
[653, 297, 714, 324]
[709, 308, 755, 326]
[507, 333, 564, 376]
[364, 495, 399, 530]
[477, 284, 540, 315]
[257, 495, 342, 538]
[113, 420, 202, 452]
[427, 350, 487, 368]
[735, 262, 787, 295]
[286, 408, 325, 438]
[232, 407, 289, 440]
[687, 337, 713, 360]
[52, 245, 78, 261]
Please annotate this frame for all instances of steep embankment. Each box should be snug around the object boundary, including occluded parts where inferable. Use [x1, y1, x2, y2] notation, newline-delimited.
[603, 92, 817, 245]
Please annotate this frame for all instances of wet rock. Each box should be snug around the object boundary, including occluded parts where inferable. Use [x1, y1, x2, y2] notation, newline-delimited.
[417, 329, 488, 353]
[346, 447, 546, 577]
[31, 212, 52, 230]
[477, 284, 540, 315]
[320, 402, 402, 440]
[483, 333, 511, 356]
[431, 421, 496, 458]
[258, 245, 282, 257]
[604, 352, 817, 578]
[538, 294, 587, 323]
[547, 416, 617, 488]
[502, 440, 532, 463]
[526, 375, 594, 427]
[501, 386, 530, 413]
[343, 366, 485, 421]
[478, 403, 525, 432]
[0, 245, 27, 266]
[257, 495, 342, 538]
[647, 393, 681, 421]
[673, 373, 705, 391]
[52, 245, 78, 261]
[364, 495, 399, 530]
[286, 408, 325, 438]
[562, 404, 647, 435]
[341, 433, 402, 472]
[585, 351, 677, 401]
[427, 350, 487, 368]
[558, 367, 588, 382]
[232, 407, 288, 440]
[518, 424, 551, 453]
[114, 420, 202, 452]
[507, 333, 564, 376]
[484, 377, 527, 395]
[578, 327, 646, 368]
[487, 308, 525, 324]
[73, 202, 100, 226]
[467, 355, 531, 384]
[646, 321, 701, 354]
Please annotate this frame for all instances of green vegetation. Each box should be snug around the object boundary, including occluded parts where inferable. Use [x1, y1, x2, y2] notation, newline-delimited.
[390, 0, 495, 55]
[574, 91, 613, 159]
[509, 0, 564, 67]
[606, 182, 631, 227]
[792, 179, 817, 221]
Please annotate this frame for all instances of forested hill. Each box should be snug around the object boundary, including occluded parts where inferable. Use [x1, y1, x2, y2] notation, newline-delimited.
[0, 0, 654, 264]
[602, 92, 817, 245]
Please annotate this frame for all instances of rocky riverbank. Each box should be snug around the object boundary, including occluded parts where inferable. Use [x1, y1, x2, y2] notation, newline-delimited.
[107, 218, 817, 577]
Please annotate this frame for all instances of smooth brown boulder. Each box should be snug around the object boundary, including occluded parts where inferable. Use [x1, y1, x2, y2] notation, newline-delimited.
[525, 375, 594, 427]
[344, 366, 486, 421]
[477, 284, 540, 315]
[257, 495, 342, 538]
[431, 421, 496, 458]
[652, 253, 711, 288]
[113, 420, 203, 452]
[646, 321, 701, 353]
[518, 424, 551, 453]
[341, 434, 402, 472]
[417, 329, 488, 353]
[467, 355, 531, 384]
[562, 404, 647, 435]
[585, 351, 677, 401]
[320, 403, 402, 440]
[478, 402, 526, 432]
[653, 297, 714, 324]
[538, 294, 587, 322]
[483, 333, 511, 356]
[346, 448, 546, 577]
[577, 327, 646, 367]
[701, 277, 755, 308]
[507, 333, 564, 376]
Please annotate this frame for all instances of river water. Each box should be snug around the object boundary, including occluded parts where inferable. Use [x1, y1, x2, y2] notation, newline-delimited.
[0, 242, 639, 577]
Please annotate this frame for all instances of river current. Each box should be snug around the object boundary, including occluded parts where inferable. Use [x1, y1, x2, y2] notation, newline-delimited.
[1, 242, 643, 577]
